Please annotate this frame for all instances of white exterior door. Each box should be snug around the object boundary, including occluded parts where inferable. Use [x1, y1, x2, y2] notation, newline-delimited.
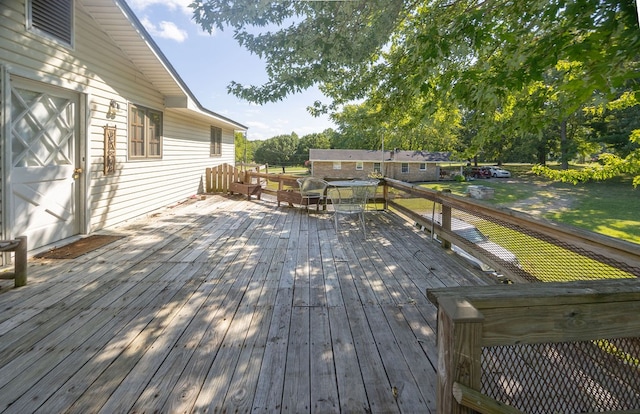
[8, 79, 81, 250]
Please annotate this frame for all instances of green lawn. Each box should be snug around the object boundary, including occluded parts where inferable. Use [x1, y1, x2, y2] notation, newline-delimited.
[420, 164, 640, 244]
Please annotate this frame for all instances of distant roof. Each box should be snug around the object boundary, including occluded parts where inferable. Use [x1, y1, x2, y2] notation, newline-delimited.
[309, 149, 451, 162]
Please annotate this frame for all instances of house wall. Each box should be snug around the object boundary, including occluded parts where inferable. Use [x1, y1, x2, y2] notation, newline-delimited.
[312, 161, 375, 180]
[313, 161, 440, 182]
[0, 0, 236, 240]
[385, 163, 440, 182]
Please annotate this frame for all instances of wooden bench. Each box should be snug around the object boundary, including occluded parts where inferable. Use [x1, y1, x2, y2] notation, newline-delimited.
[229, 182, 262, 200]
[275, 177, 325, 211]
[0, 236, 27, 287]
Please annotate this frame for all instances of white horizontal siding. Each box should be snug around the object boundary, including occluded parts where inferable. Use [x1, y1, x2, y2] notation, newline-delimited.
[1, 0, 240, 235]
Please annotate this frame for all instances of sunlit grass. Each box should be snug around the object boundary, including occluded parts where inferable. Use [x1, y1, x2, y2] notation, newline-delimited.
[419, 165, 639, 244]
[394, 194, 635, 282]
[472, 219, 634, 282]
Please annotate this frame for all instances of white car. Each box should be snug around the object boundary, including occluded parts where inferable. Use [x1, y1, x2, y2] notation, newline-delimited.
[488, 167, 511, 178]
[423, 214, 520, 272]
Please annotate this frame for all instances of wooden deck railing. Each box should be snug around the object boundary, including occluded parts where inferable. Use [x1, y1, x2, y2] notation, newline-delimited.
[385, 178, 640, 413]
[427, 279, 640, 413]
[210, 170, 639, 283]
[382, 178, 640, 283]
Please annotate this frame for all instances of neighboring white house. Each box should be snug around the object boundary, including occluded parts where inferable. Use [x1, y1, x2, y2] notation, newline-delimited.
[0, 0, 247, 252]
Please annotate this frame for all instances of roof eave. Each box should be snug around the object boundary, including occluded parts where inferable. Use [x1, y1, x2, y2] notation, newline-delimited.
[83, 0, 247, 130]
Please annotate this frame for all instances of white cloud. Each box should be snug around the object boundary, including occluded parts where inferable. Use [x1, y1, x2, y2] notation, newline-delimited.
[140, 17, 188, 43]
[128, 0, 192, 15]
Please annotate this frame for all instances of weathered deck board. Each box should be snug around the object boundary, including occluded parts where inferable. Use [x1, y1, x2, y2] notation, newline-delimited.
[0, 194, 488, 413]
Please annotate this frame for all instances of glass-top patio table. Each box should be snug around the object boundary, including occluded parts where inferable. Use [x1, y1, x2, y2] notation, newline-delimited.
[328, 180, 375, 187]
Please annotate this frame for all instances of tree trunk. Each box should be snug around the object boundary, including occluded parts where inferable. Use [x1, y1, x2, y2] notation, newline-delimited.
[560, 119, 569, 170]
[537, 145, 546, 165]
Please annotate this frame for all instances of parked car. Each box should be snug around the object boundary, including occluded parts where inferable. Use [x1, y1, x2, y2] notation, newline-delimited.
[488, 166, 511, 178]
[422, 214, 520, 272]
[470, 166, 491, 179]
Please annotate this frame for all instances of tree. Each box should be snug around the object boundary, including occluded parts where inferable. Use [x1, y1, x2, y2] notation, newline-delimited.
[585, 94, 640, 158]
[191, 0, 640, 183]
[533, 91, 640, 186]
[296, 132, 331, 163]
[253, 133, 299, 173]
[191, 0, 638, 107]
[234, 131, 252, 163]
[191, 0, 406, 104]
[331, 97, 462, 153]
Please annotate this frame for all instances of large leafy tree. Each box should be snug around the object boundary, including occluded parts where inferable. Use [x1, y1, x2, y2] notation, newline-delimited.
[253, 133, 299, 172]
[191, 0, 638, 106]
[191, 0, 640, 182]
[296, 132, 332, 160]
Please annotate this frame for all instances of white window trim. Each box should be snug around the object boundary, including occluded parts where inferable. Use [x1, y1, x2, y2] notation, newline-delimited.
[333, 161, 341, 170]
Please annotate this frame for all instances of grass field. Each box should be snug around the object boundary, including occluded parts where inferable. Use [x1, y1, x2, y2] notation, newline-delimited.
[420, 164, 640, 245]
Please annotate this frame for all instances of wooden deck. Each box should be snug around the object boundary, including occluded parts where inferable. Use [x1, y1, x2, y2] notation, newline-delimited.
[0, 194, 488, 413]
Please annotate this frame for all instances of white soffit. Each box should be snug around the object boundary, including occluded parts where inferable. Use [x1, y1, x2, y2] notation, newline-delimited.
[81, 0, 247, 130]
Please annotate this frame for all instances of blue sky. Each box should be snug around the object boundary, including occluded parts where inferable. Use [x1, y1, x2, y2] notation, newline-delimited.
[127, 0, 335, 141]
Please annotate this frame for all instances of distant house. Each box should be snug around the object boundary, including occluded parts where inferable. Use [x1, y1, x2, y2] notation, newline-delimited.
[309, 149, 451, 181]
[0, 0, 247, 252]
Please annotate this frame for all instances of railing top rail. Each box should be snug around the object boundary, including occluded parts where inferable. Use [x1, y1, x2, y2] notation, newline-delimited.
[427, 278, 640, 310]
[384, 178, 640, 270]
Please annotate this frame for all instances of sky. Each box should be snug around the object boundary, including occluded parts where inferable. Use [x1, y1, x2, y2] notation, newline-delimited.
[127, 0, 335, 141]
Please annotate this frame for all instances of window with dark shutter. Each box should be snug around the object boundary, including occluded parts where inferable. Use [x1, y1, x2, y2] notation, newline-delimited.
[29, 0, 73, 45]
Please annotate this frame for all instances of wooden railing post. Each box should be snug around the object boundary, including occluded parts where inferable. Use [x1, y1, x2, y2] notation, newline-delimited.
[383, 180, 389, 210]
[14, 236, 27, 287]
[436, 297, 484, 414]
[441, 189, 452, 250]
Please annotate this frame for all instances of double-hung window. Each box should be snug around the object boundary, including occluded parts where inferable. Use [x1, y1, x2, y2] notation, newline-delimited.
[129, 104, 162, 159]
[401, 163, 409, 173]
[210, 126, 222, 157]
[356, 161, 363, 170]
[28, 0, 74, 46]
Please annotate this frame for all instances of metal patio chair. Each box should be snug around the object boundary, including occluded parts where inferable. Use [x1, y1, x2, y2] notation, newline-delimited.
[296, 177, 328, 212]
[326, 184, 372, 238]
